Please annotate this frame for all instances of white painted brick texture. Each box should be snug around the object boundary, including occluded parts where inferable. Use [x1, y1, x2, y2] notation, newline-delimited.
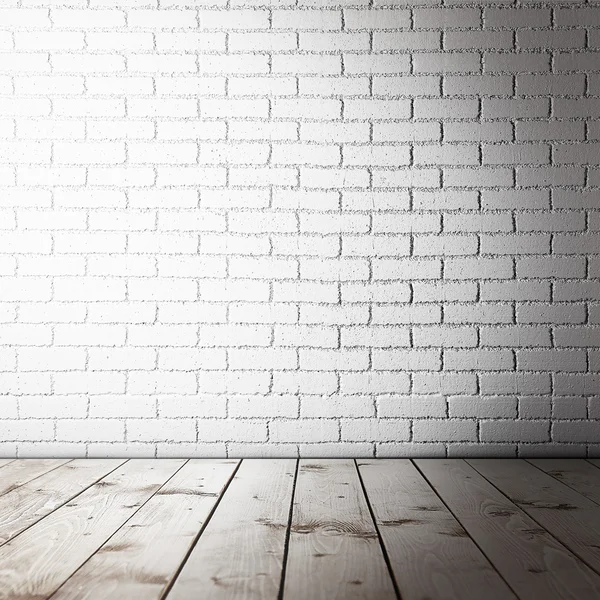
[0, 0, 599, 458]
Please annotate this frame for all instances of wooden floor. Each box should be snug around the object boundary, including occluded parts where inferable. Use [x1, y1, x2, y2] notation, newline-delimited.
[0, 459, 599, 599]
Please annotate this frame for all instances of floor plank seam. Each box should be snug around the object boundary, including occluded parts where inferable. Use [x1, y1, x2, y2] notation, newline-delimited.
[2, 459, 600, 600]
[159, 459, 242, 600]
[46, 459, 191, 600]
[411, 459, 521, 599]
[525, 459, 600, 508]
[466, 460, 600, 580]
[354, 459, 402, 600]
[277, 458, 299, 600]
[0, 459, 74, 501]
[0, 459, 129, 551]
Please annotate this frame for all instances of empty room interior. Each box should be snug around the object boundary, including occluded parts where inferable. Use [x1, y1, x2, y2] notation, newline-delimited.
[0, 0, 600, 597]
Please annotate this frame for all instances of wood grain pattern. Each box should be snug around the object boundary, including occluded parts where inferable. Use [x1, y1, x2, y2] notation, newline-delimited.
[0, 458, 125, 546]
[528, 459, 600, 506]
[52, 459, 239, 600]
[168, 459, 296, 600]
[0, 459, 596, 599]
[469, 458, 600, 575]
[283, 459, 396, 600]
[416, 459, 600, 600]
[588, 460, 600, 470]
[0, 461, 15, 471]
[358, 459, 515, 600]
[0, 459, 70, 497]
[0, 459, 185, 600]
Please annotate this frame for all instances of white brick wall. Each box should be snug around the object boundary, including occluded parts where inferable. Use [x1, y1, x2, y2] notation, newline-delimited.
[0, 0, 599, 459]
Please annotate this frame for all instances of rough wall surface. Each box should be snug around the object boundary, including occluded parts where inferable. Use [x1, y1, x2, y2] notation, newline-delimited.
[0, 0, 599, 458]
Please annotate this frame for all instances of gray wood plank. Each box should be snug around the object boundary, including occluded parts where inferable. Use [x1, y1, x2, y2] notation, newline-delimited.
[0, 458, 126, 546]
[416, 459, 600, 600]
[0, 459, 70, 497]
[168, 459, 296, 600]
[283, 459, 396, 600]
[528, 459, 600, 506]
[469, 458, 600, 576]
[358, 459, 516, 600]
[0, 459, 185, 599]
[0, 460, 15, 470]
[52, 459, 239, 600]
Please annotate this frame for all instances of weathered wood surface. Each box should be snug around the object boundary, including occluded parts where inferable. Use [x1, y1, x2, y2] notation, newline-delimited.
[0, 459, 185, 600]
[0, 459, 70, 497]
[0, 458, 125, 546]
[469, 458, 600, 575]
[0, 459, 596, 599]
[417, 459, 600, 600]
[283, 459, 396, 600]
[53, 459, 239, 600]
[528, 459, 600, 506]
[168, 459, 296, 600]
[358, 459, 516, 600]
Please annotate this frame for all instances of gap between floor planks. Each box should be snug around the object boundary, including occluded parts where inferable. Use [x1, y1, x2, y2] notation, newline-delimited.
[0, 459, 598, 599]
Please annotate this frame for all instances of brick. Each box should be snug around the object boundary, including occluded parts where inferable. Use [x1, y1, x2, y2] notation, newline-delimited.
[517, 74, 585, 97]
[374, 31, 440, 50]
[516, 167, 584, 188]
[341, 372, 410, 394]
[445, 31, 512, 50]
[482, 98, 549, 119]
[412, 281, 477, 302]
[345, 99, 411, 121]
[413, 419, 477, 442]
[481, 281, 550, 302]
[444, 304, 513, 325]
[345, 53, 412, 74]
[518, 30, 585, 50]
[480, 420, 549, 443]
[414, 52, 480, 74]
[444, 213, 513, 233]
[342, 419, 410, 442]
[342, 282, 411, 303]
[445, 349, 513, 371]
[89, 348, 157, 371]
[516, 121, 585, 142]
[416, 8, 480, 28]
[484, 8, 550, 29]
[484, 52, 550, 74]
[275, 324, 338, 348]
[372, 305, 442, 325]
[413, 372, 477, 395]
[271, 419, 338, 443]
[345, 9, 410, 29]
[448, 396, 517, 419]
[415, 98, 478, 119]
[272, 9, 341, 30]
[303, 395, 374, 418]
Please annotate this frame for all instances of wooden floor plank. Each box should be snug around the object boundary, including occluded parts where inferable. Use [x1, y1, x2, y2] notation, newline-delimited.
[0, 460, 15, 470]
[0, 459, 186, 599]
[416, 459, 600, 600]
[168, 459, 296, 600]
[0, 459, 71, 497]
[469, 459, 600, 576]
[528, 459, 600, 506]
[283, 459, 396, 600]
[52, 459, 239, 600]
[358, 459, 516, 600]
[0, 459, 126, 546]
